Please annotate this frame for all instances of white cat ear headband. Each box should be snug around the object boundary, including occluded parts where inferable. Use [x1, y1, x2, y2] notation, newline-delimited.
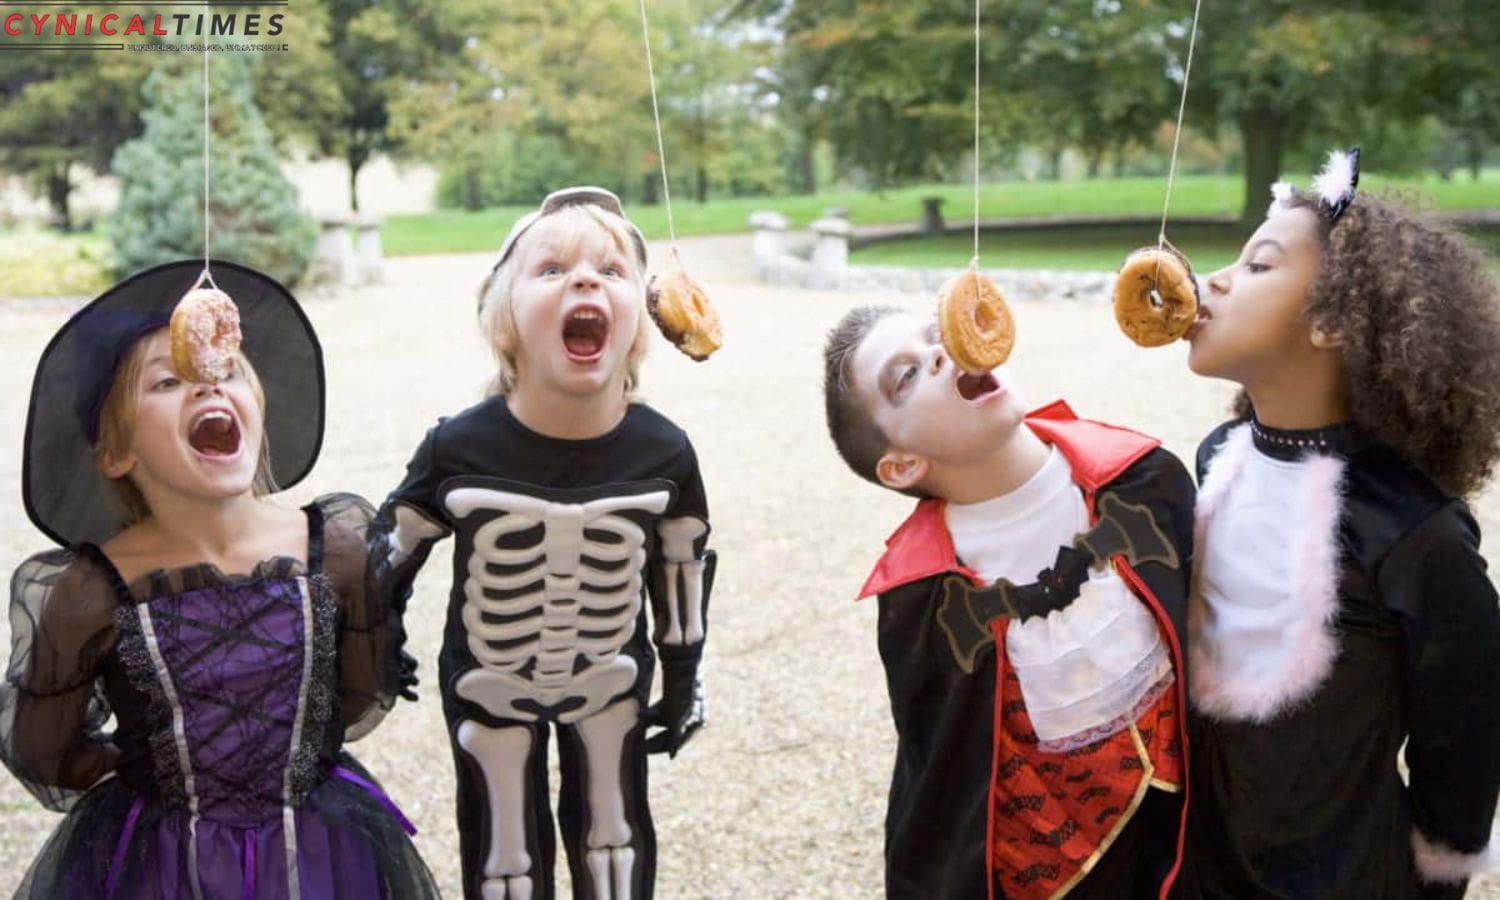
[1269, 146, 1360, 224]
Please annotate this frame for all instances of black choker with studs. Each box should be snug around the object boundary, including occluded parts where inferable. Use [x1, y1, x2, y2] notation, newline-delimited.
[1250, 418, 1366, 461]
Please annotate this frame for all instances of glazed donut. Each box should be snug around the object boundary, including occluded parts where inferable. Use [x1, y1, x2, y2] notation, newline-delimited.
[1113, 246, 1199, 347]
[169, 286, 242, 383]
[937, 269, 1015, 372]
[647, 269, 723, 361]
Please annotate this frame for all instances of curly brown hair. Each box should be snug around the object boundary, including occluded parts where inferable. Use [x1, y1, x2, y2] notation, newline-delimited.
[1236, 191, 1500, 497]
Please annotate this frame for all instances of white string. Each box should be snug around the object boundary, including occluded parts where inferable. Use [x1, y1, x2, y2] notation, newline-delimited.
[1156, 0, 1202, 251]
[201, 36, 212, 283]
[636, 0, 678, 258]
[971, 0, 981, 269]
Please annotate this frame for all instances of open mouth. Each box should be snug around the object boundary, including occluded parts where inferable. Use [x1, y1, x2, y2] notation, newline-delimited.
[956, 370, 1002, 402]
[188, 410, 241, 457]
[562, 307, 609, 361]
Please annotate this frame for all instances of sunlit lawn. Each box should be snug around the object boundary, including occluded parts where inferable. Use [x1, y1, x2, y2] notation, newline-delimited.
[851, 221, 1500, 272]
[0, 229, 112, 298]
[383, 170, 1500, 258]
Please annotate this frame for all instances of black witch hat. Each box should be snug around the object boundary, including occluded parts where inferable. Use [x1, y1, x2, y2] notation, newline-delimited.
[23, 259, 325, 547]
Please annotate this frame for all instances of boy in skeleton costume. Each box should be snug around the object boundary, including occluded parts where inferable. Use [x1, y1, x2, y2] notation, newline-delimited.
[1181, 151, 1500, 898]
[371, 188, 715, 900]
[823, 307, 1194, 900]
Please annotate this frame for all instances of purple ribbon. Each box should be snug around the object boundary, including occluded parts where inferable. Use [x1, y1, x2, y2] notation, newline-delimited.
[105, 795, 146, 899]
[241, 828, 257, 900]
[333, 765, 418, 835]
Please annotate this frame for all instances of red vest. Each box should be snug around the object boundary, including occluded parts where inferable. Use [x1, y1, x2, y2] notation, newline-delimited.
[860, 401, 1189, 900]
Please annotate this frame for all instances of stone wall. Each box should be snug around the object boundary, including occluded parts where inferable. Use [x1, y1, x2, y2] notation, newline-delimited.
[748, 209, 1118, 301]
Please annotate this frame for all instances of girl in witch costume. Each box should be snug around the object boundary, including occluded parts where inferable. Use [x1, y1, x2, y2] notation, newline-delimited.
[0, 260, 439, 898]
[368, 187, 715, 900]
[1181, 149, 1500, 899]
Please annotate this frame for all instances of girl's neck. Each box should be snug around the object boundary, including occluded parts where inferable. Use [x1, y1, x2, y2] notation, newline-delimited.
[105, 494, 304, 582]
[506, 381, 628, 440]
[931, 425, 1052, 505]
[1247, 378, 1350, 431]
[1244, 347, 1351, 431]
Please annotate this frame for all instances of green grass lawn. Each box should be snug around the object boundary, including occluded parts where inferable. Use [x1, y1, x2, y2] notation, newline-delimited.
[0, 229, 112, 298]
[852, 221, 1500, 273]
[852, 223, 1248, 272]
[382, 170, 1500, 257]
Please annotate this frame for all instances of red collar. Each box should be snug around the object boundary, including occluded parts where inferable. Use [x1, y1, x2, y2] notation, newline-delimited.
[856, 400, 1160, 599]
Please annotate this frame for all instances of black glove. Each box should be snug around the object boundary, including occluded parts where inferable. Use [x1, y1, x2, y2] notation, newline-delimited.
[396, 646, 420, 702]
[643, 648, 704, 758]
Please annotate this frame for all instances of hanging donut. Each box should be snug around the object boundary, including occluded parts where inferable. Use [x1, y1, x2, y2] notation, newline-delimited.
[170, 286, 242, 382]
[647, 269, 723, 361]
[938, 269, 1015, 372]
[1113, 245, 1199, 347]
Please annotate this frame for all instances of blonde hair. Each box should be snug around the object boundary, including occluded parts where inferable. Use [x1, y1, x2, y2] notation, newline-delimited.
[476, 203, 650, 398]
[93, 330, 276, 525]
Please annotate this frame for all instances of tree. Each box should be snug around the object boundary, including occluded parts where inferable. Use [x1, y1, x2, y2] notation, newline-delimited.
[652, 3, 776, 202]
[396, 0, 773, 208]
[301, 0, 462, 211]
[1427, 0, 1500, 181]
[111, 57, 315, 284]
[735, 0, 1179, 188]
[0, 52, 148, 229]
[1189, 5, 1442, 228]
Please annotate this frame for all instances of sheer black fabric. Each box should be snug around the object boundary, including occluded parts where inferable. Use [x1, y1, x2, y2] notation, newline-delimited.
[1, 547, 120, 811]
[0, 493, 436, 898]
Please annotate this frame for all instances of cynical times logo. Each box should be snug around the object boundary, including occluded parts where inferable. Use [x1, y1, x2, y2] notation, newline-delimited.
[1, 6, 289, 50]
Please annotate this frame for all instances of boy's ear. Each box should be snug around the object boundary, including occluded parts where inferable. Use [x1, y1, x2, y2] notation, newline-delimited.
[876, 450, 928, 492]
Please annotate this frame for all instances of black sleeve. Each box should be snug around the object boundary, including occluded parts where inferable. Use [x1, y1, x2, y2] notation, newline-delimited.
[0, 551, 121, 810]
[1378, 502, 1500, 887]
[666, 436, 710, 533]
[366, 427, 454, 702]
[369, 425, 454, 608]
[314, 493, 404, 741]
[641, 433, 715, 757]
[1109, 448, 1196, 654]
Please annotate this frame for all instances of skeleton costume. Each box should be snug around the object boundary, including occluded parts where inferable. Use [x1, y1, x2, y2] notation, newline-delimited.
[858, 402, 1194, 900]
[373, 398, 712, 900]
[370, 187, 715, 900]
[0, 261, 437, 898]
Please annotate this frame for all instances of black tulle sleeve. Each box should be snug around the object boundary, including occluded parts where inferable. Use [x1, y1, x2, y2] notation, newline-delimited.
[314, 493, 399, 743]
[0, 549, 121, 811]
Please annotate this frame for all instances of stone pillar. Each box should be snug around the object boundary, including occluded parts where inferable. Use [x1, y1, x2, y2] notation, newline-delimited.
[921, 197, 946, 235]
[747, 210, 788, 282]
[354, 215, 385, 284]
[808, 216, 853, 290]
[312, 216, 357, 287]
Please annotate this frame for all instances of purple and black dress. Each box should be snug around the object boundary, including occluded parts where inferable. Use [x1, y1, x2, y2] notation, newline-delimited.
[0, 493, 438, 899]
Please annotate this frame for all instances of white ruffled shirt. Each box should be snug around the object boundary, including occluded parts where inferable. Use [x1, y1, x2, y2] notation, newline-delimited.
[945, 447, 1172, 751]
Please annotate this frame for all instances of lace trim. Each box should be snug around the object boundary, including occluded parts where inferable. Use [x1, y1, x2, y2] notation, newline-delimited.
[1034, 669, 1174, 754]
[112, 602, 189, 808]
[285, 573, 340, 806]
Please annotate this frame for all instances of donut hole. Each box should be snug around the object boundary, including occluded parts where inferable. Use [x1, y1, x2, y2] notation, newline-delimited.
[1148, 286, 1165, 310]
[972, 301, 997, 333]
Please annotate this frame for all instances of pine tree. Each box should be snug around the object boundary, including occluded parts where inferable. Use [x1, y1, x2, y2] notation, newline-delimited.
[110, 57, 315, 284]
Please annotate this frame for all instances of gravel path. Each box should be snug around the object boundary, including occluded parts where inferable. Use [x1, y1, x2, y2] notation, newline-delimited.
[1, 236, 1497, 897]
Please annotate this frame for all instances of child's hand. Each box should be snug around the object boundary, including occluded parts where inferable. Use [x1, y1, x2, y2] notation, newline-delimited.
[643, 651, 704, 758]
